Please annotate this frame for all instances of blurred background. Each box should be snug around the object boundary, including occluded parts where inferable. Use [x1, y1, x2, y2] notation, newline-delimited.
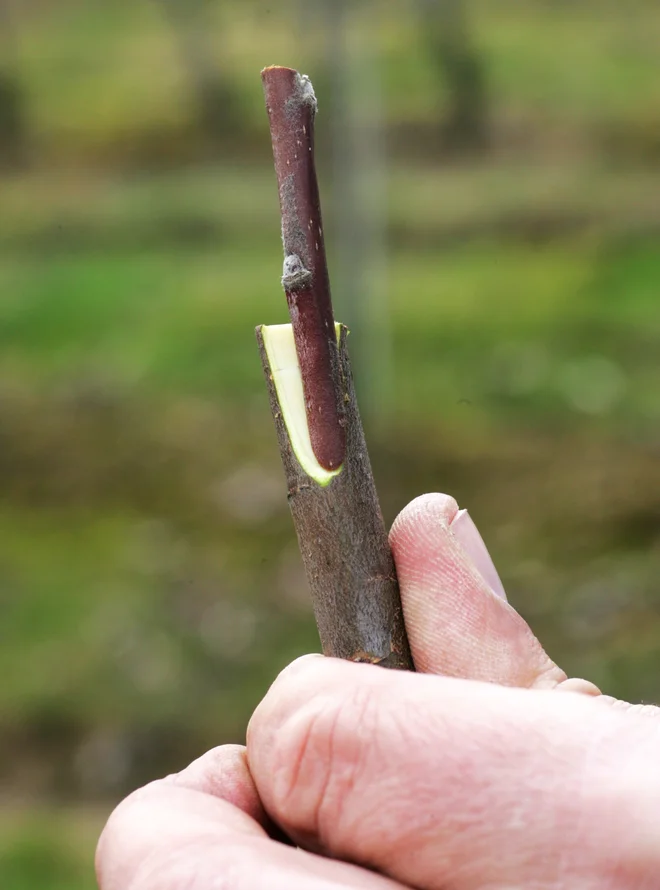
[1, 0, 659, 886]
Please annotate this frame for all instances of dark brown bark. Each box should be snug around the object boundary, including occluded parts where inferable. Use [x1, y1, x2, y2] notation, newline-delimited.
[261, 66, 344, 472]
[257, 325, 414, 670]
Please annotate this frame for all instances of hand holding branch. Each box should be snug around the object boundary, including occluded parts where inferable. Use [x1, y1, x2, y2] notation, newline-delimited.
[96, 493, 660, 890]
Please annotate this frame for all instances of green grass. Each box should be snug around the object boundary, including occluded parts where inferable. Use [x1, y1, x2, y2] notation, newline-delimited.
[0, 807, 103, 890]
[1, 231, 658, 430]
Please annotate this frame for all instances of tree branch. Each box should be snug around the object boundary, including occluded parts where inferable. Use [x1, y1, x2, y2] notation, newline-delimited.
[261, 66, 344, 472]
[257, 67, 414, 670]
[257, 325, 413, 669]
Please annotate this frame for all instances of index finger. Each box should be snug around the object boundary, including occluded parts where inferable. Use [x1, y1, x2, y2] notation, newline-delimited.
[96, 744, 406, 890]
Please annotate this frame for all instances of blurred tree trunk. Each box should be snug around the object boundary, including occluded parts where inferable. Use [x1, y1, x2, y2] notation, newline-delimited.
[0, 0, 28, 168]
[153, 0, 244, 146]
[419, 0, 489, 154]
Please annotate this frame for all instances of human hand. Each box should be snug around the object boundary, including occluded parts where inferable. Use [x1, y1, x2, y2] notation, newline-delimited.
[96, 494, 660, 889]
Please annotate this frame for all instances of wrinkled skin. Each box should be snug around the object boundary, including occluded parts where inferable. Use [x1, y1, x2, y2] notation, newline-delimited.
[97, 494, 660, 890]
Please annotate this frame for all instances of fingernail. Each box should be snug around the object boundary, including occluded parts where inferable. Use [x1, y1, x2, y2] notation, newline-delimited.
[450, 509, 507, 601]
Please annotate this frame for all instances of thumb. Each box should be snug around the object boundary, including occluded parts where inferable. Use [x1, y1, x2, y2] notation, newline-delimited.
[390, 493, 579, 690]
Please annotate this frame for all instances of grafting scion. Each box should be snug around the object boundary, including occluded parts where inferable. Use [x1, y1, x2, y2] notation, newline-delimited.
[261, 65, 345, 472]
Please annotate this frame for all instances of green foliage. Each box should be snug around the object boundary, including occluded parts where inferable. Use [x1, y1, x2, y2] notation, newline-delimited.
[0, 809, 102, 890]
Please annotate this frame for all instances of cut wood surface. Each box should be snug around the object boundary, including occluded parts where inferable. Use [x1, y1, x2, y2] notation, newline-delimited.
[257, 324, 414, 669]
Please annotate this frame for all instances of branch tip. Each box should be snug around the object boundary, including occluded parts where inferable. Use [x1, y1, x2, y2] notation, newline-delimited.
[261, 67, 317, 113]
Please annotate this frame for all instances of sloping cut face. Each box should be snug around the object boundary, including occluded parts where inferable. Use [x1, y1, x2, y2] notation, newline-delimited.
[261, 323, 343, 487]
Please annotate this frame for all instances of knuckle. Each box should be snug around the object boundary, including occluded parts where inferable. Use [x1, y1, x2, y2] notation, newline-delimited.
[95, 795, 131, 887]
[269, 682, 377, 842]
[95, 781, 167, 889]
